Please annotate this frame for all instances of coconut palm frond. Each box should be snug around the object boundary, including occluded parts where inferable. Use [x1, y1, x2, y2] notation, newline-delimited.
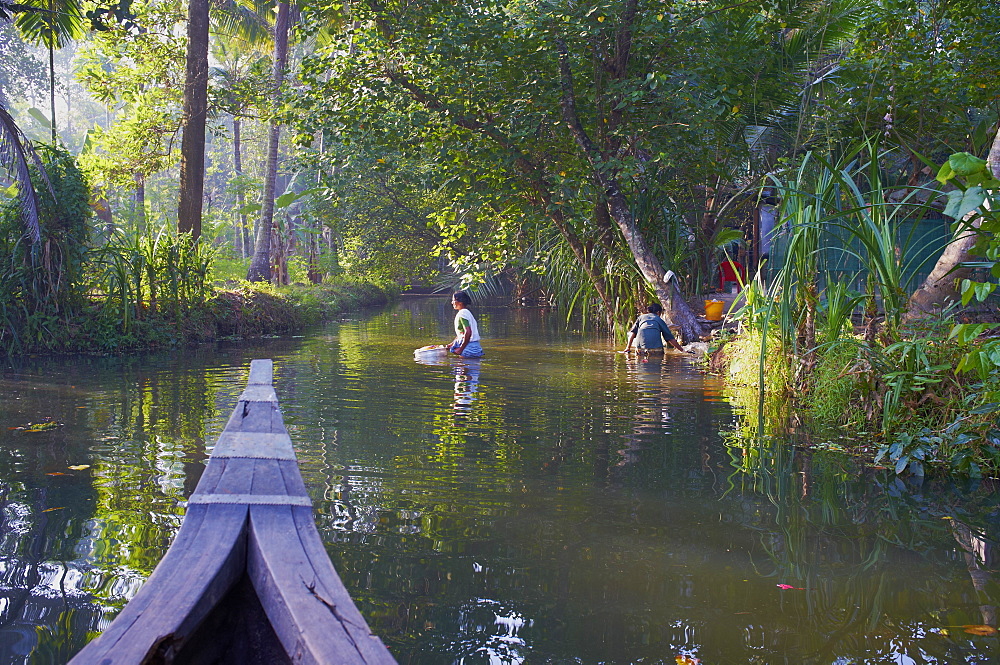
[211, 0, 273, 45]
[0, 103, 44, 242]
[11, 0, 85, 47]
[1, 1, 41, 21]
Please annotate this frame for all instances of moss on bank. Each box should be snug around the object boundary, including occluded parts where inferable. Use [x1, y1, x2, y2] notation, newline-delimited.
[6, 279, 393, 356]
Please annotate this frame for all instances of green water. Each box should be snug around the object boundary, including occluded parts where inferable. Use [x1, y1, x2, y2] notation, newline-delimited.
[1, 297, 998, 664]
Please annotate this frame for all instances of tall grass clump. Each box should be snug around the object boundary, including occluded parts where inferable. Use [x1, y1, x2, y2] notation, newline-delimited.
[728, 145, 999, 475]
[90, 229, 216, 334]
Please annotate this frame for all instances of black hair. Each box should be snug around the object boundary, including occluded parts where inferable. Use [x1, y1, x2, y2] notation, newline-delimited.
[646, 303, 663, 314]
[452, 291, 472, 306]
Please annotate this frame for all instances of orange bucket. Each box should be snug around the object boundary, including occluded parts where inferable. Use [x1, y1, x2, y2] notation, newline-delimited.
[704, 299, 724, 321]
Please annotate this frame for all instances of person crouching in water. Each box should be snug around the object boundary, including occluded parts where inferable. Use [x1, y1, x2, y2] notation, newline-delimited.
[449, 291, 484, 358]
[623, 303, 689, 354]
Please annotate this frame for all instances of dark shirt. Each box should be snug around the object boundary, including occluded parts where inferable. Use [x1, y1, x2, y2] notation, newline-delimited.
[629, 313, 675, 349]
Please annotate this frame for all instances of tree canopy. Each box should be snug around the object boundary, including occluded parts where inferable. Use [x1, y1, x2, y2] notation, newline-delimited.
[1, 0, 997, 329]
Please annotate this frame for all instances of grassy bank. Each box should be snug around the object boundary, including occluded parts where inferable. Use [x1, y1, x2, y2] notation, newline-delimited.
[6, 279, 393, 356]
[710, 275, 1000, 477]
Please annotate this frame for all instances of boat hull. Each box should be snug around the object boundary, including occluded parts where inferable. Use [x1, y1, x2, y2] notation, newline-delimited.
[68, 360, 396, 665]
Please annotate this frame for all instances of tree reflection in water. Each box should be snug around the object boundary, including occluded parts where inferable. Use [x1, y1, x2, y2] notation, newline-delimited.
[2, 303, 999, 664]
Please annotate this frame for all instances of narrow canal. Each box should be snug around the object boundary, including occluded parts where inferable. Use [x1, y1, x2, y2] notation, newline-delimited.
[1, 297, 998, 664]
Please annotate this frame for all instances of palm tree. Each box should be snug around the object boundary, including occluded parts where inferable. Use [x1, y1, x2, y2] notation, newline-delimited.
[211, 37, 269, 257]
[0, 97, 44, 242]
[1, 3, 53, 242]
[178, 0, 272, 240]
[246, 0, 290, 282]
[12, 0, 85, 143]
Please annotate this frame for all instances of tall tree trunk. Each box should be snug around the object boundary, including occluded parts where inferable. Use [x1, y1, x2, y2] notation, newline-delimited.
[233, 116, 249, 258]
[905, 128, 1000, 318]
[134, 172, 146, 235]
[48, 40, 56, 143]
[177, 0, 209, 238]
[247, 0, 290, 282]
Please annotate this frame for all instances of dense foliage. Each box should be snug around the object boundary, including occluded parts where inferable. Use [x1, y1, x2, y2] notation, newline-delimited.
[0, 145, 91, 351]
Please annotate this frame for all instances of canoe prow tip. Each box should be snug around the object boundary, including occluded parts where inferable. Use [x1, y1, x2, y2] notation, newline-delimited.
[241, 359, 278, 403]
[247, 359, 274, 386]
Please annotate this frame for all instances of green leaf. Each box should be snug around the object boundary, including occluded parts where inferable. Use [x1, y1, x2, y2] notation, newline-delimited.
[936, 160, 956, 184]
[959, 279, 977, 306]
[237, 203, 261, 216]
[27, 107, 52, 128]
[275, 192, 300, 209]
[949, 152, 987, 177]
[713, 228, 744, 247]
[956, 351, 982, 374]
[944, 187, 986, 220]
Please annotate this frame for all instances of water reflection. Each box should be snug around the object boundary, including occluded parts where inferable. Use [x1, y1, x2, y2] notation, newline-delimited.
[0, 302, 998, 664]
[951, 519, 996, 628]
[412, 351, 482, 415]
[453, 598, 531, 665]
[452, 361, 480, 414]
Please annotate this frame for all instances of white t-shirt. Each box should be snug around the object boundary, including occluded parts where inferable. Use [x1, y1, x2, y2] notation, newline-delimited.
[454, 309, 480, 342]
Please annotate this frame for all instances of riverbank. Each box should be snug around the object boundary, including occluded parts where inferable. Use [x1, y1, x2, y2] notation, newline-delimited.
[5, 279, 393, 356]
[708, 309, 1000, 478]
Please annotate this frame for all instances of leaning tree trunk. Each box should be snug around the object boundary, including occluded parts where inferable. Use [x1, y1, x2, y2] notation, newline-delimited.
[177, 0, 209, 238]
[247, 0, 290, 282]
[605, 186, 706, 343]
[555, 38, 706, 343]
[905, 128, 1000, 318]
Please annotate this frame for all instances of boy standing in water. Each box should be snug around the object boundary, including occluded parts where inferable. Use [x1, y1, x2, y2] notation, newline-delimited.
[623, 303, 689, 354]
[448, 291, 484, 358]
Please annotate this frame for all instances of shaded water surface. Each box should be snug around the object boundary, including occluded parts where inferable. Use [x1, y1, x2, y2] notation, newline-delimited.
[1, 297, 998, 664]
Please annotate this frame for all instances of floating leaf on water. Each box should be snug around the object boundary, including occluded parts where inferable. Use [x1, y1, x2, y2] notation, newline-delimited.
[963, 625, 997, 636]
[12, 420, 63, 433]
[68, 465, 90, 471]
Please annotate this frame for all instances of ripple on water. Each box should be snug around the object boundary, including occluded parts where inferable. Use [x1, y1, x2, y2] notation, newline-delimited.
[0, 304, 996, 665]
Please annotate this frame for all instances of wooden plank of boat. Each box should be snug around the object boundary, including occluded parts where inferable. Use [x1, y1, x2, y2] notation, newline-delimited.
[69, 359, 396, 665]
